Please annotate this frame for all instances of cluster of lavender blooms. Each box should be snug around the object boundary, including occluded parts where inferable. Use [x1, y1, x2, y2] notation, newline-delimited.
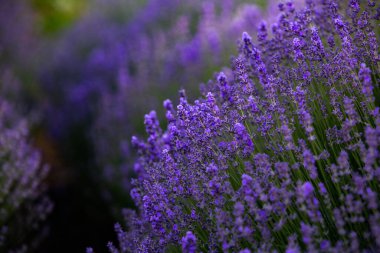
[91, 0, 276, 208]
[0, 99, 52, 252]
[101, 0, 380, 252]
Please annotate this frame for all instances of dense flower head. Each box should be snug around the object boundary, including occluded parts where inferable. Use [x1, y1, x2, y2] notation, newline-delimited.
[106, 0, 380, 252]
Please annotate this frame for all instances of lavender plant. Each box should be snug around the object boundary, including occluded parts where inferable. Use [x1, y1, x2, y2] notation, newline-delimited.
[0, 99, 52, 252]
[104, 0, 380, 252]
[92, 0, 270, 210]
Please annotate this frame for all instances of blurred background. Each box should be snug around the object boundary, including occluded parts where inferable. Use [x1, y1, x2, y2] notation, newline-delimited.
[0, 0, 277, 252]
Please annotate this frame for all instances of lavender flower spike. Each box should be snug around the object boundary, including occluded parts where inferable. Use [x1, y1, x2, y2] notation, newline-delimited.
[182, 231, 197, 253]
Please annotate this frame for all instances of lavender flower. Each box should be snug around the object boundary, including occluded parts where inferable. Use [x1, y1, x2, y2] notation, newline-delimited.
[181, 231, 197, 253]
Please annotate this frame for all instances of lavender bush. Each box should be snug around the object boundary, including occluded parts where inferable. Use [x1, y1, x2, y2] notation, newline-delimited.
[102, 0, 380, 252]
[92, 0, 273, 209]
[0, 2, 53, 251]
[0, 99, 52, 252]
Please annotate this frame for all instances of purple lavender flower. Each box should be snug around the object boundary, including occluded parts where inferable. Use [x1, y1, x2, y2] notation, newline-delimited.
[293, 37, 305, 62]
[301, 182, 314, 198]
[182, 231, 197, 253]
[234, 123, 254, 158]
[293, 86, 315, 140]
[359, 63, 374, 103]
[310, 27, 325, 60]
